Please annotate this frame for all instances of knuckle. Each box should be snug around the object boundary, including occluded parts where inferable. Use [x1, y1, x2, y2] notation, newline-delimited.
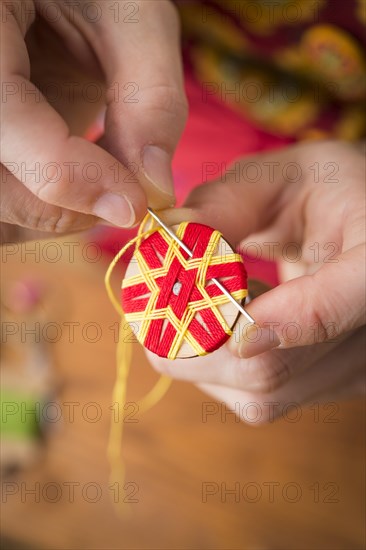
[307, 276, 342, 342]
[27, 203, 62, 232]
[43, 208, 72, 233]
[307, 305, 338, 343]
[145, 84, 188, 121]
[239, 354, 291, 394]
[35, 168, 62, 202]
[27, 203, 72, 234]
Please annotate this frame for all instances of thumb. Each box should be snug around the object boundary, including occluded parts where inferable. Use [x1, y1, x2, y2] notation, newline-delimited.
[228, 246, 366, 358]
[94, 1, 188, 209]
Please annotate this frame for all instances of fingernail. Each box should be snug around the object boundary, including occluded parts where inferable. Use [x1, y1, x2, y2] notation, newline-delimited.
[142, 145, 174, 197]
[239, 325, 281, 358]
[93, 193, 135, 227]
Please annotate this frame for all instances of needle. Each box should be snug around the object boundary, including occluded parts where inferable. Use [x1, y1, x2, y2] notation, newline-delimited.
[147, 208, 255, 324]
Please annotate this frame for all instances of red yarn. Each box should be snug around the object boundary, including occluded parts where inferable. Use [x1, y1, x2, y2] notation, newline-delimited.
[121, 223, 247, 358]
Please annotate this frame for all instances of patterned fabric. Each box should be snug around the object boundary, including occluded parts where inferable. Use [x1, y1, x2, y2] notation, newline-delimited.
[176, 0, 366, 140]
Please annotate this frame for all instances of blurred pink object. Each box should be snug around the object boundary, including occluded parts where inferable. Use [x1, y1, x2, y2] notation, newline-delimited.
[3, 279, 44, 314]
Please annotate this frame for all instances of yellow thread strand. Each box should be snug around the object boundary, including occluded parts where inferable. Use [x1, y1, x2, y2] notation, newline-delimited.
[104, 213, 172, 514]
[107, 321, 132, 516]
[137, 375, 173, 414]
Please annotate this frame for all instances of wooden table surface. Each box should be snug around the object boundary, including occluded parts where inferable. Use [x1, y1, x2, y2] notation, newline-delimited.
[1, 237, 365, 550]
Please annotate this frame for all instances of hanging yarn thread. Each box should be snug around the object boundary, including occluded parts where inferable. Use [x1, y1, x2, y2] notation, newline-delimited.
[105, 213, 172, 514]
[104, 211, 248, 513]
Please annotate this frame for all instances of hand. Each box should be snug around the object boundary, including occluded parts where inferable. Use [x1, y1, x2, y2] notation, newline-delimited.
[147, 141, 366, 422]
[1, 0, 187, 241]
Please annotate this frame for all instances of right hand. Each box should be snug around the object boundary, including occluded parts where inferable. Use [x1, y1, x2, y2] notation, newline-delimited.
[148, 141, 365, 421]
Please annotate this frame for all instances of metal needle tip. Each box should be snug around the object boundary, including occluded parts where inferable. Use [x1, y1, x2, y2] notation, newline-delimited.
[147, 207, 192, 257]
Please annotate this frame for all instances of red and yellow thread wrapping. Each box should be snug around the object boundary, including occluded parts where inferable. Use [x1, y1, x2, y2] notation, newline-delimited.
[121, 221, 248, 359]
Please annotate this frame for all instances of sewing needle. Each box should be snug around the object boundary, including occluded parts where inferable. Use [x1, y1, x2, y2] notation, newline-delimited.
[147, 208, 255, 324]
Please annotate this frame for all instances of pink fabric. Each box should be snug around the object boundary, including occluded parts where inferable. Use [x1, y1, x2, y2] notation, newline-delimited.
[94, 72, 292, 286]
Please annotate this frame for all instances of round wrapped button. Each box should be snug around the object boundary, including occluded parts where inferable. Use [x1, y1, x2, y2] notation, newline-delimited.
[121, 222, 247, 359]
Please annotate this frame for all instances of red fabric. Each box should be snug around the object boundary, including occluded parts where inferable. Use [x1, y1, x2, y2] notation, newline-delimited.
[121, 223, 247, 358]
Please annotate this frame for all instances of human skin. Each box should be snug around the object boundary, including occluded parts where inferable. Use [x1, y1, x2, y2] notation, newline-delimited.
[0, 0, 188, 240]
[147, 141, 366, 422]
[1, 3, 364, 421]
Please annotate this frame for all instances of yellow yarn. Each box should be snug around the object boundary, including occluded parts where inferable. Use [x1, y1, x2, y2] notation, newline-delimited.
[104, 213, 172, 515]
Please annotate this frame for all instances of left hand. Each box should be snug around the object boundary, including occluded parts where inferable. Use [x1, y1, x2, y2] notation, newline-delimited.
[146, 141, 366, 423]
[1, 0, 187, 241]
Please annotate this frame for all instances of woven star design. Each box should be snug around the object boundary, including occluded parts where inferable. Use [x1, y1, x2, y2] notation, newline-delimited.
[121, 222, 247, 359]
